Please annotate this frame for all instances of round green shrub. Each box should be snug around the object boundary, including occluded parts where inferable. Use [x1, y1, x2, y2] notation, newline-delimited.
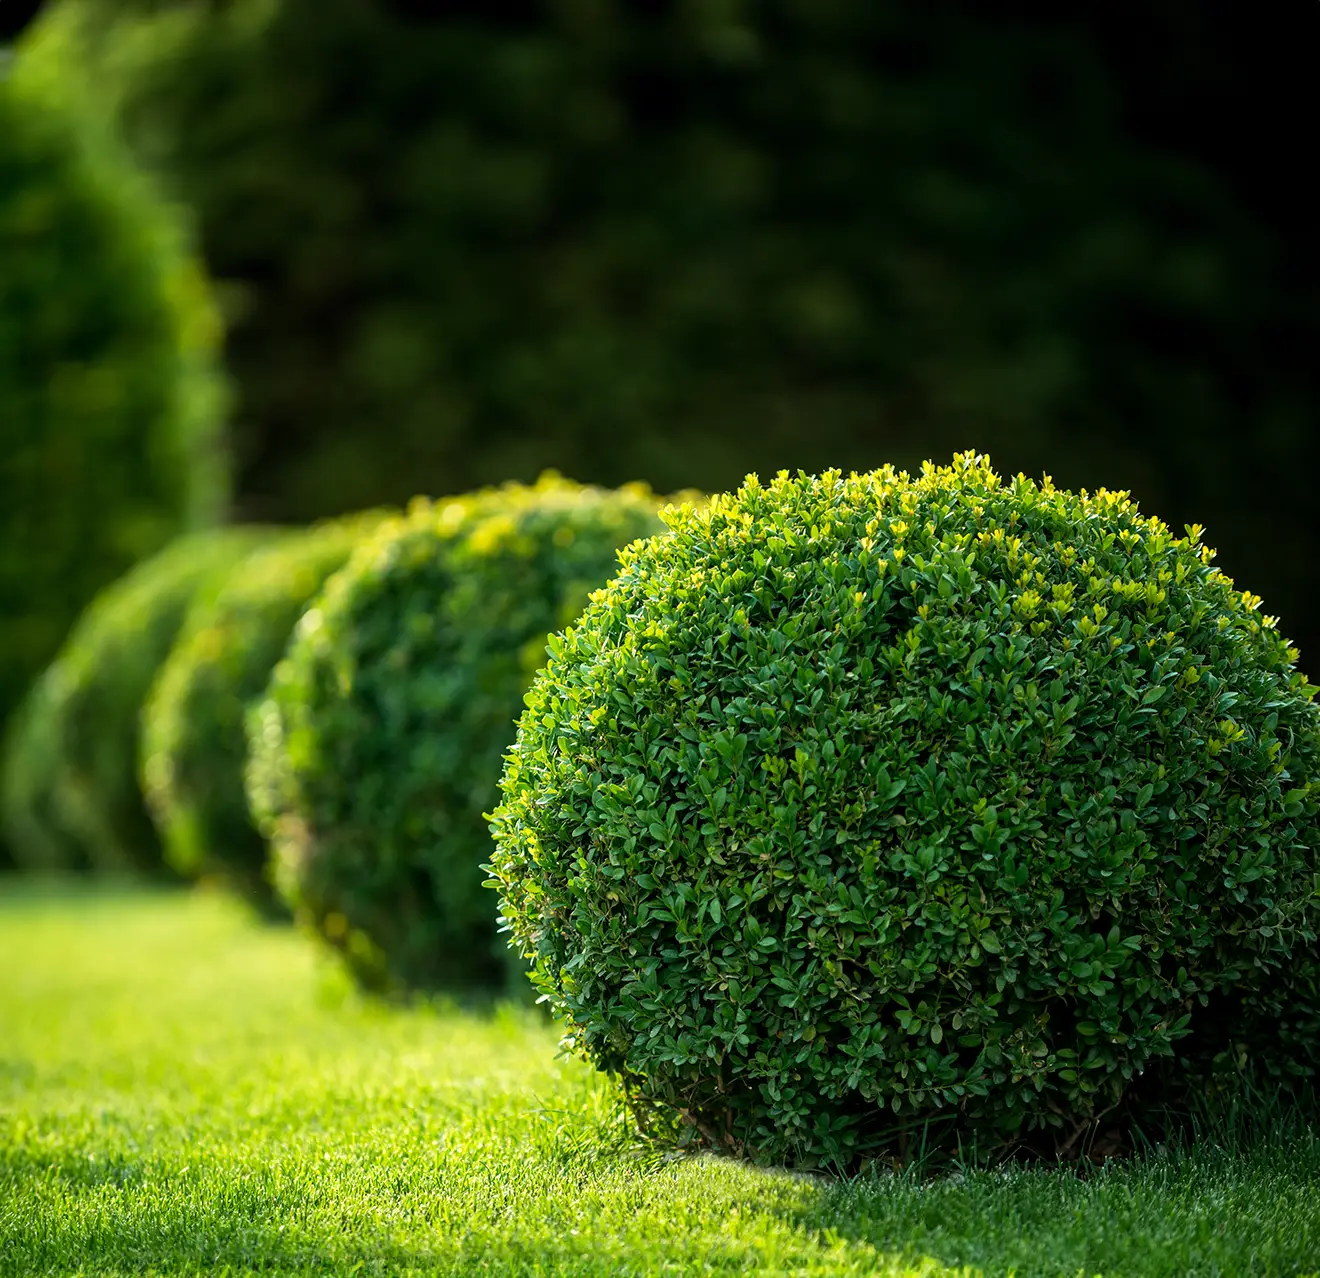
[0, 42, 228, 842]
[246, 476, 670, 993]
[141, 514, 385, 909]
[489, 453, 1320, 1168]
[1, 529, 268, 875]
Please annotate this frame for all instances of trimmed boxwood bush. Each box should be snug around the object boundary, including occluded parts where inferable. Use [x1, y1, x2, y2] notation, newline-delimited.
[489, 453, 1320, 1168]
[1, 529, 267, 875]
[0, 41, 228, 847]
[141, 514, 384, 908]
[246, 476, 670, 992]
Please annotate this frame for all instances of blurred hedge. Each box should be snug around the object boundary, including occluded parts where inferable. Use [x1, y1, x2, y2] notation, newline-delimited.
[23, 0, 1320, 677]
[1, 529, 267, 875]
[0, 36, 228, 865]
[1, 663, 84, 874]
[141, 514, 383, 908]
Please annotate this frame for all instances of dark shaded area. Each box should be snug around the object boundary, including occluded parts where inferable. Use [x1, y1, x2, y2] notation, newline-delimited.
[0, 1, 42, 39]
[15, 0, 1320, 679]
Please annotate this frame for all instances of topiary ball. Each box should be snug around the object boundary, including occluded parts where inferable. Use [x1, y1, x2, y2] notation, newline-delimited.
[488, 453, 1320, 1169]
[246, 475, 670, 993]
[141, 513, 384, 909]
[1, 529, 268, 875]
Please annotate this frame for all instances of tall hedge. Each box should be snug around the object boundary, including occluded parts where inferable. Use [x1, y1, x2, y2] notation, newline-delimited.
[23, 1, 1319, 700]
[0, 37, 228, 868]
[1, 529, 268, 875]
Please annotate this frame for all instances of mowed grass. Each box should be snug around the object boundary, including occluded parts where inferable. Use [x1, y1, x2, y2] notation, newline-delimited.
[1, 885, 1318, 1277]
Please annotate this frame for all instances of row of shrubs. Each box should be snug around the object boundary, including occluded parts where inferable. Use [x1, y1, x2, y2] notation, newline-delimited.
[7, 0, 1317, 1175]
[6, 453, 1319, 1171]
[3, 475, 674, 995]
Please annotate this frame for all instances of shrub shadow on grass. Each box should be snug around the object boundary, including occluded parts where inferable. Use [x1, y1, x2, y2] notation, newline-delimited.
[767, 1116, 1320, 1278]
[9, 1126, 1320, 1278]
[0, 872, 184, 905]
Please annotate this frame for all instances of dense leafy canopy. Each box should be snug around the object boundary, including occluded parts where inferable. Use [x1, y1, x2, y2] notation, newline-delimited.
[247, 476, 669, 992]
[0, 44, 228, 868]
[141, 515, 382, 908]
[490, 454, 1320, 1168]
[2, 530, 265, 874]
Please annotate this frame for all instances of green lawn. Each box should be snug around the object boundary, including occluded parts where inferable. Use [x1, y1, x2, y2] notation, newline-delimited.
[1, 885, 1318, 1277]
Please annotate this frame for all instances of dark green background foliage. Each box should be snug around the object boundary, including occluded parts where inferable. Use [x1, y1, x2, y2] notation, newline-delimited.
[141, 515, 383, 907]
[23, 0, 1320, 683]
[1, 529, 266, 876]
[490, 455, 1320, 1169]
[0, 45, 228, 868]
[247, 477, 667, 993]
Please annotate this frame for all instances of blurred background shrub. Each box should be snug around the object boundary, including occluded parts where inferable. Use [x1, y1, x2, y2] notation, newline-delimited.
[1, 529, 267, 875]
[2, 0, 1317, 887]
[141, 513, 386, 910]
[0, 34, 228, 864]
[246, 477, 667, 993]
[15, 0, 1320, 690]
[2, 662, 85, 873]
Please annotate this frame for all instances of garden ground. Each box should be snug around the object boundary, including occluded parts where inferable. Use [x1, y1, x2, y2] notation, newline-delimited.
[1, 884, 1317, 1277]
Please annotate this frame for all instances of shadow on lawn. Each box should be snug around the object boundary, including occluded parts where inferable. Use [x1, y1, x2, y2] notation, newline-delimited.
[7, 1132, 1320, 1278]
[0, 872, 185, 905]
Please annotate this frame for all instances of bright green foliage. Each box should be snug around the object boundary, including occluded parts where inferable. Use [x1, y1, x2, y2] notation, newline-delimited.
[247, 476, 669, 992]
[1, 530, 267, 875]
[0, 44, 228, 843]
[141, 515, 384, 909]
[490, 453, 1320, 1169]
